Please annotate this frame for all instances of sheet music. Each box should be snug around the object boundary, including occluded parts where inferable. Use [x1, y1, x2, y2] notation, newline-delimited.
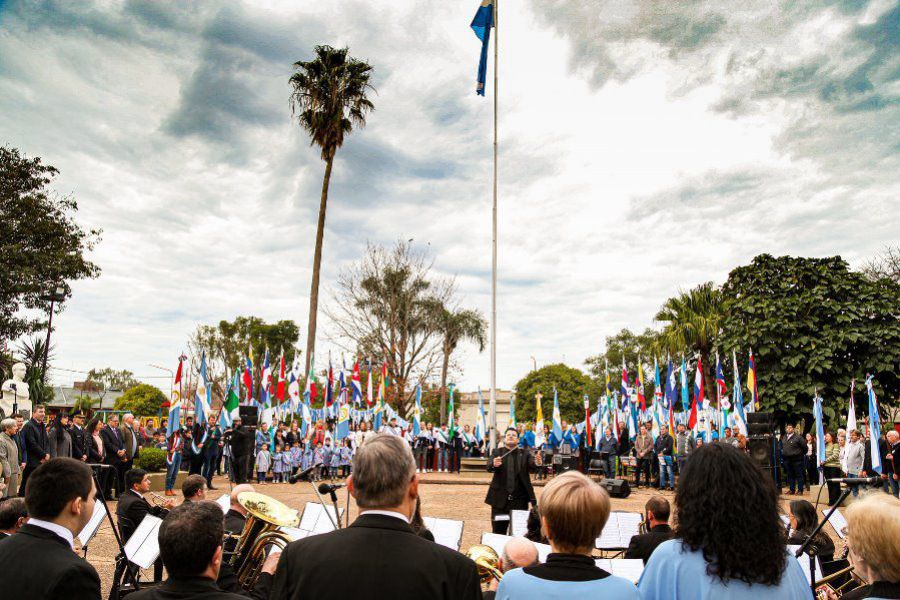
[279, 526, 312, 542]
[787, 545, 825, 585]
[821, 509, 847, 538]
[481, 532, 552, 563]
[422, 517, 464, 551]
[595, 511, 642, 549]
[299, 502, 343, 534]
[780, 514, 790, 530]
[215, 494, 230, 513]
[77, 500, 107, 546]
[123, 515, 163, 569]
[594, 558, 645, 583]
[510, 510, 529, 537]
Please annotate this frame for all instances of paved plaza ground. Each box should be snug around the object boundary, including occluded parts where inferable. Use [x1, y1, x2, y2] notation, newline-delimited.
[80, 473, 841, 597]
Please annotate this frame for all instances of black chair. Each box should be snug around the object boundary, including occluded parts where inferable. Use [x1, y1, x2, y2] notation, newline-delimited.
[587, 458, 605, 479]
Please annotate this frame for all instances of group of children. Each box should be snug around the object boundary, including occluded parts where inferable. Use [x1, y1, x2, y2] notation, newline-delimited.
[254, 438, 354, 484]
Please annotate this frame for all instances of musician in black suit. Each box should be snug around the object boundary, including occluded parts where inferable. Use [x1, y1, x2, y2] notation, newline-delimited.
[129, 501, 272, 600]
[100, 413, 126, 498]
[624, 495, 674, 564]
[270, 434, 481, 599]
[117, 468, 174, 583]
[17, 404, 51, 495]
[485, 427, 542, 534]
[0, 496, 28, 538]
[0, 457, 102, 599]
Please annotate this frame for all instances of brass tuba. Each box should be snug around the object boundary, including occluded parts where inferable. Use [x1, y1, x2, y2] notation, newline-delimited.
[466, 544, 503, 585]
[228, 492, 299, 590]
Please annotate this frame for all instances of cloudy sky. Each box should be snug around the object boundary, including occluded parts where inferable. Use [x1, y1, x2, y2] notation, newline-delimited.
[1, 0, 897, 392]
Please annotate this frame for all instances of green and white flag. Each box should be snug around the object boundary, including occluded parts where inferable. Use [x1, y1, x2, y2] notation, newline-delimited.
[448, 384, 456, 439]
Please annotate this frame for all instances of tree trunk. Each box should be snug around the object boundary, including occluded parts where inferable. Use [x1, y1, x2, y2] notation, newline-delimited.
[305, 155, 334, 375]
[439, 342, 450, 423]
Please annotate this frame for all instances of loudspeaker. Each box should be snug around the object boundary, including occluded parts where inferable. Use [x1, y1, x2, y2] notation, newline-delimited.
[747, 435, 773, 467]
[556, 456, 578, 473]
[747, 412, 774, 436]
[600, 478, 631, 499]
[238, 405, 258, 428]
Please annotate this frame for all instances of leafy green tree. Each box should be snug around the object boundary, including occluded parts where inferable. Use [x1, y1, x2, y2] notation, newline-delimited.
[17, 336, 54, 404]
[433, 305, 487, 422]
[114, 384, 167, 416]
[513, 363, 604, 424]
[719, 254, 900, 427]
[0, 146, 101, 339]
[290, 45, 375, 375]
[655, 282, 722, 403]
[73, 395, 100, 416]
[86, 368, 140, 391]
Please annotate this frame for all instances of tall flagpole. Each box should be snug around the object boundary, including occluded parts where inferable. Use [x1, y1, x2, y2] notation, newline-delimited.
[489, 0, 499, 451]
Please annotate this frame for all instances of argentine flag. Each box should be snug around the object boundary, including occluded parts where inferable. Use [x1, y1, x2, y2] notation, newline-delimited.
[413, 384, 423, 436]
[475, 388, 487, 443]
[551, 387, 563, 441]
[866, 376, 882, 474]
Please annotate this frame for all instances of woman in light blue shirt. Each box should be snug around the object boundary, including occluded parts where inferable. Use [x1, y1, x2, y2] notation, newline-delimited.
[638, 442, 812, 600]
[497, 470, 639, 600]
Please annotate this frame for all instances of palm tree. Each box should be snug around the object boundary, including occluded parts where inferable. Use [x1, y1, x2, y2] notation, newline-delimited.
[434, 307, 487, 422]
[290, 45, 375, 374]
[654, 282, 723, 404]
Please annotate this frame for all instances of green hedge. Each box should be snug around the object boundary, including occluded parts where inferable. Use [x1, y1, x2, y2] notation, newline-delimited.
[134, 447, 166, 472]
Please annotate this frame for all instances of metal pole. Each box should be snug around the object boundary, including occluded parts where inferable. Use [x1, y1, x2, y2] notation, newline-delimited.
[489, 0, 499, 451]
[41, 298, 55, 382]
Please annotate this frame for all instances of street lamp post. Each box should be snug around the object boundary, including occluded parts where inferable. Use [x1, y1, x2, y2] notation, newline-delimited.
[148, 364, 175, 400]
[40, 284, 67, 383]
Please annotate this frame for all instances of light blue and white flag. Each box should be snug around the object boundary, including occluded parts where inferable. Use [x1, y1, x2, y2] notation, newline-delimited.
[413, 384, 423, 436]
[475, 387, 487, 443]
[732, 351, 747, 436]
[866, 375, 882, 474]
[551, 387, 563, 441]
[813, 392, 826, 470]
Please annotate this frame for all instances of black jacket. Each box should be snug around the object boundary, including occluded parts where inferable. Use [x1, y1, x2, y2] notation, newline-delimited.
[485, 447, 538, 509]
[71, 424, 89, 460]
[228, 426, 254, 457]
[654, 434, 674, 457]
[117, 489, 167, 543]
[781, 432, 808, 459]
[88, 431, 105, 463]
[100, 424, 125, 464]
[269, 513, 481, 600]
[0, 523, 101, 599]
[128, 575, 246, 600]
[624, 524, 673, 564]
[20, 418, 50, 467]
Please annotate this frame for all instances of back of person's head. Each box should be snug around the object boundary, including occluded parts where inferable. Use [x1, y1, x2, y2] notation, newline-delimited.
[540, 471, 610, 553]
[502, 537, 539, 572]
[675, 442, 785, 586]
[351, 433, 415, 508]
[0, 497, 28, 531]
[125, 468, 147, 490]
[182, 474, 206, 499]
[159, 502, 225, 577]
[844, 492, 900, 582]
[25, 457, 93, 520]
[646, 495, 670, 523]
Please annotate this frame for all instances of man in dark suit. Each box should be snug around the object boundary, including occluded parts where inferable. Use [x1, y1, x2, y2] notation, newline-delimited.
[119, 413, 142, 482]
[485, 427, 542, 534]
[117, 468, 174, 583]
[0, 457, 102, 599]
[100, 414, 126, 498]
[18, 404, 51, 495]
[70, 411, 89, 462]
[0, 497, 28, 538]
[223, 483, 254, 545]
[227, 418, 254, 484]
[624, 495, 673, 564]
[270, 434, 481, 599]
[129, 501, 275, 600]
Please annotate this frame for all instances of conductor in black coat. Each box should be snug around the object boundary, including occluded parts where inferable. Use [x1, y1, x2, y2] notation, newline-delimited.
[485, 427, 542, 534]
[624, 495, 674, 564]
[270, 434, 481, 600]
[0, 457, 102, 600]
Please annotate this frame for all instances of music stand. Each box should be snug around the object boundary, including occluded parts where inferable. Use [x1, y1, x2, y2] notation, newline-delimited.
[87, 464, 138, 600]
[795, 487, 853, 594]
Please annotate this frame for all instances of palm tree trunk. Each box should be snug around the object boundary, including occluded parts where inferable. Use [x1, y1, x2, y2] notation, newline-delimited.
[439, 343, 450, 423]
[305, 155, 334, 375]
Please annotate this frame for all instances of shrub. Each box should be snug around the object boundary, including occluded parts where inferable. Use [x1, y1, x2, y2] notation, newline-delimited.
[134, 447, 166, 472]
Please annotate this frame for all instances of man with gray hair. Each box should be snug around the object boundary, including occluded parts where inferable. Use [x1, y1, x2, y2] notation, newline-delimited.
[484, 537, 540, 599]
[270, 433, 481, 599]
[0, 418, 21, 498]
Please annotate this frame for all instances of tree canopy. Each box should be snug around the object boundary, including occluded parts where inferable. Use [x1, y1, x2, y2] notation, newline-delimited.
[513, 363, 603, 424]
[0, 146, 101, 339]
[87, 368, 140, 391]
[114, 384, 167, 416]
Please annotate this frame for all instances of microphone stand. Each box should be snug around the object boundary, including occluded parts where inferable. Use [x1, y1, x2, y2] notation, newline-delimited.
[308, 481, 340, 530]
[795, 486, 853, 594]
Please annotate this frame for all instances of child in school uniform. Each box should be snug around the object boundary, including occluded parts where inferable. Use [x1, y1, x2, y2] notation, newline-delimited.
[312, 442, 325, 481]
[330, 440, 342, 478]
[321, 439, 333, 480]
[272, 444, 288, 483]
[339, 438, 353, 478]
[289, 441, 302, 477]
[255, 445, 271, 484]
[300, 441, 312, 474]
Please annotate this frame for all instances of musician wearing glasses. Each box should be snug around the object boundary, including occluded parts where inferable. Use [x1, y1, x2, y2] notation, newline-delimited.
[486, 427, 542, 534]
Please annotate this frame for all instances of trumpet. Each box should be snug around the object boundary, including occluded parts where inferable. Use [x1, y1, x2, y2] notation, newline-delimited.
[466, 544, 503, 585]
[148, 492, 171, 508]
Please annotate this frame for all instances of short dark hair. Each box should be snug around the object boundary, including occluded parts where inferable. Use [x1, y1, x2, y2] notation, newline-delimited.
[25, 458, 93, 519]
[0, 497, 28, 529]
[645, 495, 670, 522]
[505, 427, 518, 435]
[159, 502, 224, 577]
[126, 468, 148, 490]
[182, 474, 206, 499]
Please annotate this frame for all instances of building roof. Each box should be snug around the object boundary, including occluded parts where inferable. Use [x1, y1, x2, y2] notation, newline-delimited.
[49, 386, 124, 410]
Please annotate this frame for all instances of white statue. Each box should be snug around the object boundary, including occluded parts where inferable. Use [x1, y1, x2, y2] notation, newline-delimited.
[1, 362, 31, 418]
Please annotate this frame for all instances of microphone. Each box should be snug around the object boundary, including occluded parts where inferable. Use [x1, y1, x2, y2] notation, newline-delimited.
[318, 482, 345, 495]
[825, 476, 881, 485]
[288, 465, 316, 484]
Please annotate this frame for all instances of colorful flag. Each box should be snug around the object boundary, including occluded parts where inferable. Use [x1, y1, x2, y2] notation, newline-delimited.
[653, 357, 663, 408]
[679, 357, 689, 412]
[288, 358, 301, 414]
[413, 384, 423, 436]
[220, 370, 240, 429]
[351, 361, 363, 405]
[335, 393, 350, 441]
[259, 348, 271, 408]
[509, 391, 516, 428]
[326, 357, 334, 408]
[715, 354, 729, 437]
[847, 379, 857, 433]
[551, 387, 563, 442]
[275, 353, 286, 404]
[470, 0, 495, 96]
[583, 395, 592, 448]
[866, 375, 882, 474]
[747, 349, 759, 412]
[813, 391, 826, 472]
[475, 388, 486, 442]
[167, 356, 184, 439]
[732, 351, 747, 436]
[689, 356, 703, 431]
[194, 351, 210, 426]
[447, 384, 456, 439]
[242, 347, 254, 403]
[304, 353, 318, 402]
[366, 361, 374, 407]
[636, 360, 646, 411]
[534, 392, 545, 446]
[620, 360, 630, 403]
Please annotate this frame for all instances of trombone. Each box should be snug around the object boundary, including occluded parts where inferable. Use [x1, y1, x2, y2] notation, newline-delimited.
[814, 565, 864, 599]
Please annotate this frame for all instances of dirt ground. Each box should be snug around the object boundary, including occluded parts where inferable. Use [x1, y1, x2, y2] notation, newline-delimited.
[77, 473, 842, 597]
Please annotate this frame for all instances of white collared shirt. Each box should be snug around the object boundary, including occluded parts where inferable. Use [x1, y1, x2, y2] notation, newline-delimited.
[28, 518, 75, 549]
[360, 509, 409, 523]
